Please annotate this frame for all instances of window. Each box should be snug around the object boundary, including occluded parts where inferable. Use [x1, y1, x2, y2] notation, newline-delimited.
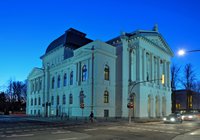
[31, 98, 33, 106]
[70, 71, 73, 85]
[57, 95, 59, 105]
[82, 65, 87, 81]
[104, 65, 109, 80]
[104, 110, 109, 117]
[52, 77, 55, 89]
[63, 73, 67, 86]
[39, 81, 42, 90]
[104, 90, 109, 103]
[63, 94, 66, 105]
[34, 98, 37, 105]
[69, 93, 73, 104]
[38, 97, 41, 105]
[51, 96, 54, 105]
[57, 75, 61, 88]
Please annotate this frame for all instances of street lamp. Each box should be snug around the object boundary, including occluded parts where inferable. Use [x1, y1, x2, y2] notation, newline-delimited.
[178, 49, 200, 56]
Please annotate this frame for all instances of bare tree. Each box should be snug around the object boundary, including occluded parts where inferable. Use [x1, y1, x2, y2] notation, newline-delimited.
[180, 63, 196, 90]
[171, 63, 181, 113]
[171, 63, 181, 91]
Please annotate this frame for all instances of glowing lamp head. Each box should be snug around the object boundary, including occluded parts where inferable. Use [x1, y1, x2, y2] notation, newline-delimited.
[178, 49, 186, 56]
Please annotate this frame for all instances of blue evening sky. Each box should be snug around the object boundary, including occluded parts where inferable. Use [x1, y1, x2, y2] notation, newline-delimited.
[0, 0, 200, 90]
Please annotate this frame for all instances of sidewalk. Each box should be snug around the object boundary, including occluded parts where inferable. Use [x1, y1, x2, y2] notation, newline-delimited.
[173, 129, 200, 140]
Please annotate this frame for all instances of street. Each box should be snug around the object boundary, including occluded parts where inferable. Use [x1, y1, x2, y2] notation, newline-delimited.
[0, 115, 200, 140]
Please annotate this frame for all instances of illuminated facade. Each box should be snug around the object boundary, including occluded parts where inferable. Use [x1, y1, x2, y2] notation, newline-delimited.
[27, 26, 173, 118]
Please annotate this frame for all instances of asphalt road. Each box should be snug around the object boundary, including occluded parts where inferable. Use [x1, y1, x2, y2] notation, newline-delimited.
[0, 115, 200, 140]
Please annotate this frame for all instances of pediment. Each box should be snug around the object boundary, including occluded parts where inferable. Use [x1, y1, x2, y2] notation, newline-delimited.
[142, 34, 174, 56]
[28, 67, 44, 79]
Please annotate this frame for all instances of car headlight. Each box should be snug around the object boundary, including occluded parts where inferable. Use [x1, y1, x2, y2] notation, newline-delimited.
[163, 118, 166, 121]
[170, 118, 175, 121]
[188, 115, 193, 119]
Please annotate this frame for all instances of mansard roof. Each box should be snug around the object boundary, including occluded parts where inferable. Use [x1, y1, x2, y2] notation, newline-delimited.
[45, 28, 93, 54]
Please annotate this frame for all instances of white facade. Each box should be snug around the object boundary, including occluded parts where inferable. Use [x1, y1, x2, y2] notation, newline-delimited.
[27, 26, 173, 118]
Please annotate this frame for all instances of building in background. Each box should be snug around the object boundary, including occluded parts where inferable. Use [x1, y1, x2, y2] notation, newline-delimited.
[27, 26, 173, 118]
[172, 90, 200, 113]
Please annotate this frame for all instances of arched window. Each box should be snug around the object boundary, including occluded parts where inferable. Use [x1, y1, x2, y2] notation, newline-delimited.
[70, 71, 73, 85]
[63, 73, 67, 86]
[104, 65, 110, 80]
[63, 94, 66, 105]
[104, 90, 109, 103]
[82, 65, 87, 81]
[52, 77, 55, 89]
[51, 96, 54, 105]
[57, 75, 61, 88]
[69, 93, 73, 104]
[57, 95, 59, 105]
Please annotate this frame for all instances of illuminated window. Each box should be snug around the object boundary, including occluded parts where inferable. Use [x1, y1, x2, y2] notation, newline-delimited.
[70, 71, 73, 85]
[63, 73, 67, 86]
[82, 65, 87, 81]
[176, 103, 181, 109]
[104, 90, 109, 103]
[104, 65, 109, 80]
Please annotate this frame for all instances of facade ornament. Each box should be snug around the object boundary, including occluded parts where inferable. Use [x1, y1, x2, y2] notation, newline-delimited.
[153, 24, 158, 32]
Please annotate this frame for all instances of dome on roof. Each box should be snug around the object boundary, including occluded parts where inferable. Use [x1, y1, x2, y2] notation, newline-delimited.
[45, 28, 93, 54]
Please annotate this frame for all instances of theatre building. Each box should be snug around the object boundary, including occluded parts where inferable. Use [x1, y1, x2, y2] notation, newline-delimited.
[27, 25, 173, 118]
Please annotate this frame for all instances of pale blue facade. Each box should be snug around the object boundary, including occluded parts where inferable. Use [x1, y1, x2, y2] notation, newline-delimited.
[27, 26, 173, 118]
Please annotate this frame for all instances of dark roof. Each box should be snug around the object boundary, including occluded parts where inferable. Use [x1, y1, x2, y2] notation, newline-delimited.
[45, 28, 93, 54]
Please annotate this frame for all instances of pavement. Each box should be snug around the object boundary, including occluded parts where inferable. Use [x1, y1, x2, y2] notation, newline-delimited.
[173, 129, 200, 140]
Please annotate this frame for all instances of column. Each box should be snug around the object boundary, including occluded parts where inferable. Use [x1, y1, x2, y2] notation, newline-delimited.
[163, 60, 166, 87]
[143, 49, 146, 81]
[167, 62, 170, 87]
[151, 53, 154, 82]
[157, 57, 160, 85]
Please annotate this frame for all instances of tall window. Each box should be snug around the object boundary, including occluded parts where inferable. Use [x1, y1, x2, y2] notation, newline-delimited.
[104, 90, 109, 103]
[82, 65, 87, 81]
[63, 94, 66, 105]
[52, 77, 55, 89]
[63, 73, 67, 86]
[31, 98, 33, 106]
[70, 71, 73, 85]
[69, 93, 73, 104]
[57, 95, 59, 105]
[38, 97, 41, 105]
[39, 81, 42, 90]
[104, 65, 109, 80]
[57, 75, 61, 88]
[51, 96, 54, 105]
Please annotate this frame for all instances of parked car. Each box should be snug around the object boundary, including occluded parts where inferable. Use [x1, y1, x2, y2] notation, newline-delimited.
[163, 113, 182, 123]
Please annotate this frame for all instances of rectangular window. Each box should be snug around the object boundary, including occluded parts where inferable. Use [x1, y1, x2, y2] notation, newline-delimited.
[104, 110, 109, 117]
